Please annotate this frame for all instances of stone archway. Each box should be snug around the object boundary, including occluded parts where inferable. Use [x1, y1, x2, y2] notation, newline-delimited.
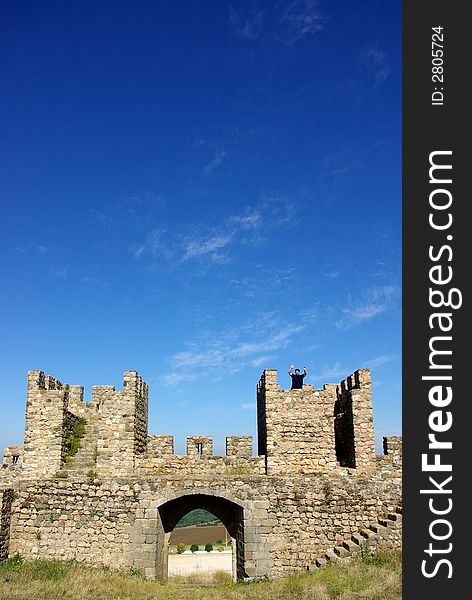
[155, 493, 246, 581]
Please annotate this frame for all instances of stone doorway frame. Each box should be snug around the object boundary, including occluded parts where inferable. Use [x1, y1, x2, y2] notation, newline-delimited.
[130, 489, 253, 581]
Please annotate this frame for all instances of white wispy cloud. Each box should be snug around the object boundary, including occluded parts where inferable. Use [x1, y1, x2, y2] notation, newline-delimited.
[313, 362, 346, 383]
[277, 0, 325, 45]
[364, 354, 397, 368]
[229, 6, 264, 40]
[80, 276, 108, 287]
[181, 233, 234, 262]
[204, 150, 227, 175]
[242, 403, 257, 411]
[87, 208, 118, 225]
[160, 372, 199, 387]
[50, 266, 68, 279]
[131, 227, 171, 261]
[160, 313, 308, 387]
[15, 244, 52, 253]
[227, 211, 262, 231]
[131, 196, 297, 267]
[359, 45, 391, 86]
[336, 285, 399, 330]
[229, 2, 325, 45]
[250, 355, 275, 368]
[325, 151, 363, 182]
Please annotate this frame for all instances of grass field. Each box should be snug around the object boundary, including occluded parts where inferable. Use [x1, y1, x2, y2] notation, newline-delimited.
[0, 550, 401, 600]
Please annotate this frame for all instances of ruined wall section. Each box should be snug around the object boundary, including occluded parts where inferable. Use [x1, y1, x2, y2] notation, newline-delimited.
[383, 436, 402, 468]
[334, 369, 375, 469]
[257, 369, 338, 475]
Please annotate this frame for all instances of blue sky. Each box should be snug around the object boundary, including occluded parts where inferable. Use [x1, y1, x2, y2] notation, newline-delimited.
[0, 1, 401, 455]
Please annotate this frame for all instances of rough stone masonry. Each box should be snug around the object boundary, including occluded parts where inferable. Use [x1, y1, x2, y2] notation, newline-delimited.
[0, 368, 402, 580]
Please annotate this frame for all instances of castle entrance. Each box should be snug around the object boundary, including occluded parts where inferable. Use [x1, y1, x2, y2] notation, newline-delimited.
[155, 493, 245, 581]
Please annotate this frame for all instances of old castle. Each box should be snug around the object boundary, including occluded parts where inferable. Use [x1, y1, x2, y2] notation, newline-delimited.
[0, 367, 402, 580]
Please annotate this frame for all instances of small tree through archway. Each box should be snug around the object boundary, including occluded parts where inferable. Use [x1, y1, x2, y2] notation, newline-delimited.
[156, 494, 245, 581]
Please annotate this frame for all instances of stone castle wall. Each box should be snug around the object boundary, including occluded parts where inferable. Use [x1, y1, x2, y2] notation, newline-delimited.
[4, 471, 401, 579]
[0, 367, 402, 579]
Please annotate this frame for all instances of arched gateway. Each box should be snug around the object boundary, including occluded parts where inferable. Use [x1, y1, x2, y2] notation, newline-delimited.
[0, 368, 402, 578]
[151, 493, 244, 580]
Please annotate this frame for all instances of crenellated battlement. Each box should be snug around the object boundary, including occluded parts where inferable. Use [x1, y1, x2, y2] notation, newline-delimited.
[136, 434, 264, 475]
[4, 366, 392, 480]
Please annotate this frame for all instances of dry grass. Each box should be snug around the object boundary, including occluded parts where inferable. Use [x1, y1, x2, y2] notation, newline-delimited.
[0, 550, 401, 600]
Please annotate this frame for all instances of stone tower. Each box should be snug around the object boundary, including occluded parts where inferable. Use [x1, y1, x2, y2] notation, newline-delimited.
[21, 370, 148, 478]
[257, 368, 375, 475]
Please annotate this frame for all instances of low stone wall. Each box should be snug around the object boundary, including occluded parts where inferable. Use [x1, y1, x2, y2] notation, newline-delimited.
[5, 470, 401, 578]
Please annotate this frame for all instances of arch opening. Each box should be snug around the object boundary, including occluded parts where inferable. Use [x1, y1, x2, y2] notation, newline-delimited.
[156, 494, 245, 581]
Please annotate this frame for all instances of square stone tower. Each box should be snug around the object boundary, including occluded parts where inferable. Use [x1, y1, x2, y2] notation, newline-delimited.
[21, 370, 148, 478]
[256, 368, 375, 475]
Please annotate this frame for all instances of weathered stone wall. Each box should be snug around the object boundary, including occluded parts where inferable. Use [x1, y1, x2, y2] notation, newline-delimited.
[135, 454, 266, 476]
[6, 471, 401, 578]
[226, 436, 253, 457]
[0, 489, 13, 562]
[147, 435, 174, 457]
[383, 436, 402, 468]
